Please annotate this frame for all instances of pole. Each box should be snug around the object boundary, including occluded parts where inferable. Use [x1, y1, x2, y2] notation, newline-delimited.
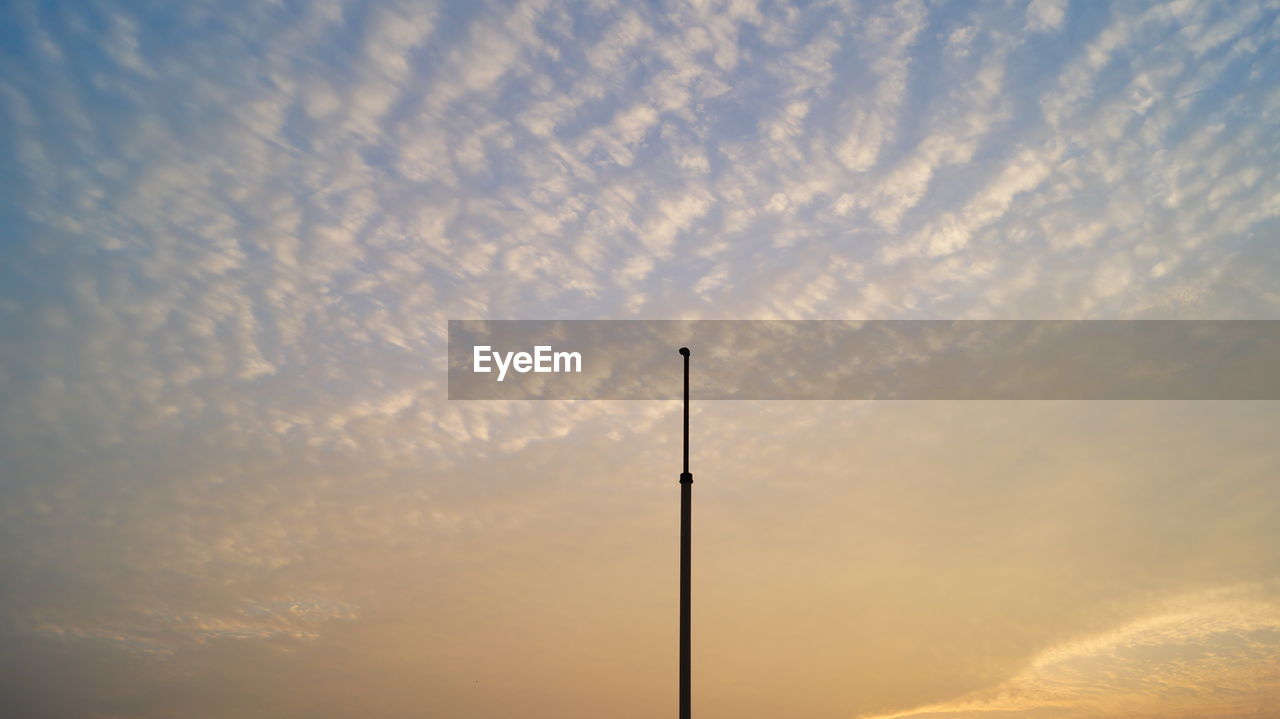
[678, 346, 692, 719]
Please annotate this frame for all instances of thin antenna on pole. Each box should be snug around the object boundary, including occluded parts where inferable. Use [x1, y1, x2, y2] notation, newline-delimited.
[678, 346, 692, 719]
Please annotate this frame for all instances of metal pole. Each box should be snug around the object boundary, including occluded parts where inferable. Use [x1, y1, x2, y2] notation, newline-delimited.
[678, 347, 692, 719]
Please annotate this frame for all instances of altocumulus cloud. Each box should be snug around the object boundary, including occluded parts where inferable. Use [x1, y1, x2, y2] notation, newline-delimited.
[1, 0, 1279, 717]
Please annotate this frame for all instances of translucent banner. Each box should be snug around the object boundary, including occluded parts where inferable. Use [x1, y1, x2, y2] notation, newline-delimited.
[447, 320, 1280, 400]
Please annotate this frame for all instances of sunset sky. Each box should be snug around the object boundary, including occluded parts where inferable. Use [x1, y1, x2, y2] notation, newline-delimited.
[2, 1, 1279, 717]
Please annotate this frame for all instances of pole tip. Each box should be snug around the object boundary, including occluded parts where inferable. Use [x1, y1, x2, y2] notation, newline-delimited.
[678, 347, 690, 357]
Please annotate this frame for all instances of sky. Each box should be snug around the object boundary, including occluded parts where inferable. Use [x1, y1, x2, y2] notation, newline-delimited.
[1, 0, 1279, 717]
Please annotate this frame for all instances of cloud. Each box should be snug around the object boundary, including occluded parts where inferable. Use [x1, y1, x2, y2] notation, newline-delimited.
[0, 0, 1278, 715]
[1026, 0, 1067, 33]
[862, 585, 1280, 719]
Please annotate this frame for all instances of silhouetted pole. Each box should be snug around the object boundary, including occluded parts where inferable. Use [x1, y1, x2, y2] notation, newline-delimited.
[678, 346, 692, 719]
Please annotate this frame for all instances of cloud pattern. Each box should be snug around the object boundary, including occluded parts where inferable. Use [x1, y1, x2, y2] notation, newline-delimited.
[1, 0, 1279, 716]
